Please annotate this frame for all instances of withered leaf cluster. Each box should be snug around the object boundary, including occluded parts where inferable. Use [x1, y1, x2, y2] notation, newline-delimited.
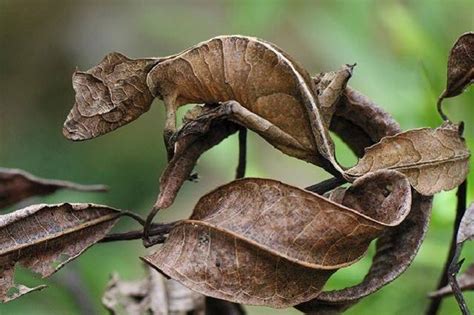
[0, 32, 472, 314]
[62, 34, 471, 312]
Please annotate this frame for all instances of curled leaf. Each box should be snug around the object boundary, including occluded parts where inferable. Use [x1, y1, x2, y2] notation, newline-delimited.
[314, 64, 354, 126]
[0, 203, 120, 302]
[441, 32, 474, 99]
[299, 91, 433, 313]
[0, 168, 107, 210]
[429, 263, 474, 298]
[346, 123, 470, 196]
[63, 52, 159, 140]
[297, 192, 432, 314]
[143, 171, 411, 308]
[146, 35, 344, 175]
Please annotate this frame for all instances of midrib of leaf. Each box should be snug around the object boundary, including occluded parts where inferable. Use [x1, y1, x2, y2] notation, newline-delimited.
[180, 219, 380, 270]
[0, 212, 119, 256]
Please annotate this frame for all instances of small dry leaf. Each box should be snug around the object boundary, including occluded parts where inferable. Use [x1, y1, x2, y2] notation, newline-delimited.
[0, 168, 107, 210]
[457, 202, 474, 244]
[143, 171, 411, 308]
[0, 203, 120, 302]
[313, 64, 354, 127]
[441, 32, 474, 99]
[346, 123, 470, 196]
[63, 52, 159, 140]
[429, 263, 474, 298]
[102, 269, 205, 315]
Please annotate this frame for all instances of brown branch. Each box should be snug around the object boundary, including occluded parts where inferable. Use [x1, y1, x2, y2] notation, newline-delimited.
[426, 180, 467, 315]
[235, 128, 247, 179]
[305, 176, 346, 195]
[100, 222, 177, 243]
[448, 249, 471, 315]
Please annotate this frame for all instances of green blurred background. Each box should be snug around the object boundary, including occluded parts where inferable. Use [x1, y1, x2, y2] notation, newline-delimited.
[0, 0, 473, 314]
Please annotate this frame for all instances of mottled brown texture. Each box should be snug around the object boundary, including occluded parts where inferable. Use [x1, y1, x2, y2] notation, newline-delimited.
[347, 123, 470, 196]
[438, 32, 474, 121]
[457, 202, 474, 244]
[63, 52, 159, 140]
[442, 32, 474, 99]
[299, 89, 433, 314]
[0, 203, 120, 302]
[102, 269, 205, 315]
[143, 172, 411, 308]
[64, 35, 349, 175]
[429, 263, 474, 298]
[0, 168, 107, 210]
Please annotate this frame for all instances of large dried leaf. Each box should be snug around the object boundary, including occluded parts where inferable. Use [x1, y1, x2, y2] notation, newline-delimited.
[297, 192, 432, 314]
[458, 202, 474, 244]
[143, 171, 411, 308]
[429, 263, 474, 298]
[0, 203, 120, 302]
[63, 52, 159, 140]
[346, 123, 470, 196]
[441, 32, 474, 99]
[102, 269, 205, 315]
[145, 35, 343, 174]
[0, 168, 107, 210]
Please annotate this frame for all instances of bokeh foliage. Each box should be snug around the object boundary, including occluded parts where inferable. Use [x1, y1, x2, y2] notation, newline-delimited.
[0, 0, 473, 314]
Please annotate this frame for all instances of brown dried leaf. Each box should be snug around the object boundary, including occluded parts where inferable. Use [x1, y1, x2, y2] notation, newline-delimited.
[63, 52, 159, 140]
[102, 269, 205, 315]
[0, 203, 120, 302]
[429, 263, 474, 298]
[329, 87, 401, 146]
[299, 91, 433, 314]
[297, 192, 432, 314]
[143, 171, 411, 308]
[314, 64, 354, 127]
[458, 203, 474, 244]
[146, 35, 344, 174]
[346, 123, 470, 196]
[441, 32, 474, 99]
[0, 168, 107, 210]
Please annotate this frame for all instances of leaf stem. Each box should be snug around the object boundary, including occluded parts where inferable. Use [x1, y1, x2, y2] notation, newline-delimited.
[305, 176, 347, 195]
[235, 128, 247, 179]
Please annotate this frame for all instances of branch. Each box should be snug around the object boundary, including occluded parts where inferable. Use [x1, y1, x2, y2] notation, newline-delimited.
[305, 176, 347, 194]
[235, 128, 247, 179]
[426, 180, 467, 315]
[448, 249, 471, 315]
[100, 222, 177, 243]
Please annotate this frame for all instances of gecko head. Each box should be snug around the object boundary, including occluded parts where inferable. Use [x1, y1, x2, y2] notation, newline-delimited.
[63, 52, 160, 141]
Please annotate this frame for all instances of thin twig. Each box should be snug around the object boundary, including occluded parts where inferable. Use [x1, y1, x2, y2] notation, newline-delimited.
[100, 222, 177, 243]
[305, 176, 347, 195]
[448, 248, 471, 315]
[235, 128, 247, 179]
[426, 180, 467, 315]
[437, 92, 449, 122]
